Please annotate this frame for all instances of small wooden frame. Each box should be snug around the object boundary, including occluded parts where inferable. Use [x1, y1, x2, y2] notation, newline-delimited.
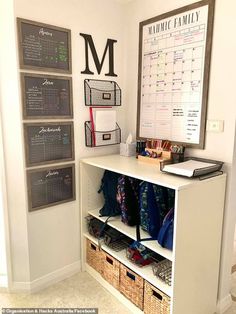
[24, 122, 74, 167]
[27, 164, 75, 212]
[17, 18, 72, 73]
[21, 73, 73, 119]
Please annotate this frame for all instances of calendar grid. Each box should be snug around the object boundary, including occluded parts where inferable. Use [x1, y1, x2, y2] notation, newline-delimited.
[138, 9, 209, 146]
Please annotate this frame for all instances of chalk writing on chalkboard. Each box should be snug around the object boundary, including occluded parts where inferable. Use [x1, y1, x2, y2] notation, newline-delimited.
[24, 122, 74, 166]
[27, 164, 75, 211]
[21, 73, 73, 118]
[17, 18, 71, 73]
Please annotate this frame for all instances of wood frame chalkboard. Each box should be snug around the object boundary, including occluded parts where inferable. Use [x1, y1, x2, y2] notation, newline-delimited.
[17, 18, 72, 73]
[21, 73, 73, 119]
[27, 164, 75, 211]
[136, 0, 215, 149]
[24, 122, 75, 167]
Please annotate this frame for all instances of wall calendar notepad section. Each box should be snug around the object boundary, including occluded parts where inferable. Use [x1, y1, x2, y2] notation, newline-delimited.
[21, 73, 73, 119]
[137, 0, 215, 149]
[27, 164, 75, 211]
[24, 122, 74, 167]
[17, 18, 72, 73]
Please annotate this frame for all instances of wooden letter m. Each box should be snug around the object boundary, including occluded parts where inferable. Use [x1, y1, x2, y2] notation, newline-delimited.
[80, 33, 117, 77]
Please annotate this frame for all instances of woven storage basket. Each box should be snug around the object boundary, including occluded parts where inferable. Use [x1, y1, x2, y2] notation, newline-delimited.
[144, 281, 171, 314]
[86, 239, 102, 274]
[101, 251, 120, 290]
[119, 264, 144, 310]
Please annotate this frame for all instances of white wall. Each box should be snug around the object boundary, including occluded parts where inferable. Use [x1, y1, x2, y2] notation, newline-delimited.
[123, 0, 236, 162]
[0, 0, 31, 285]
[123, 0, 236, 309]
[0, 102, 11, 288]
[0, 123, 8, 286]
[0, 0, 127, 287]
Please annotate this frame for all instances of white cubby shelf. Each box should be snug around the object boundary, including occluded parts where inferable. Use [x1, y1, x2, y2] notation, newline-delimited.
[80, 154, 226, 314]
[87, 207, 173, 262]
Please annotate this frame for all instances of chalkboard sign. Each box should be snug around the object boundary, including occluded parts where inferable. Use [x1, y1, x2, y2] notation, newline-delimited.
[24, 122, 74, 167]
[21, 73, 73, 119]
[17, 18, 71, 73]
[27, 164, 75, 211]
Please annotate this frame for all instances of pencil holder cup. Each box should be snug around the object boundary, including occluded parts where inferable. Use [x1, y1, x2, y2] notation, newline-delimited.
[171, 152, 185, 164]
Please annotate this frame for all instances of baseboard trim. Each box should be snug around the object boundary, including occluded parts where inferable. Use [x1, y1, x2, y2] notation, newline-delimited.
[216, 294, 232, 314]
[0, 287, 8, 292]
[11, 260, 81, 293]
[30, 260, 81, 293]
[11, 281, 31, 292]
[0, 274, 8, 288]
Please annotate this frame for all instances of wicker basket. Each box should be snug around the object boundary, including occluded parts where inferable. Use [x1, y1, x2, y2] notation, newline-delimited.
[119, 264, 144, 310]
[86, 239, 102, 274]
[144, 281, 171, 314]
[101, 251, 120, 290]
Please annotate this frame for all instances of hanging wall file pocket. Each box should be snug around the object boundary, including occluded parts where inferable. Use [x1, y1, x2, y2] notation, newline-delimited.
[84, 121, 121, 147]
[84, 79, 121, 106]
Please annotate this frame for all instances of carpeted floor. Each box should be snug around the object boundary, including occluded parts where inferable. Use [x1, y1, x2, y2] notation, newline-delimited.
[0, 272, 131, 313]
[0, 271, 235, 313]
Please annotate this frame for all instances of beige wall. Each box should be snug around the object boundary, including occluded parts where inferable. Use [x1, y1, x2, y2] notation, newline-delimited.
[0, 0, 126, 286]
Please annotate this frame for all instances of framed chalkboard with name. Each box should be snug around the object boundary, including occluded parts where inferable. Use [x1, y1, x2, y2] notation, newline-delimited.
[21, 73, 73, 119]
[17, 18, 72, 73]
[27, 164, 75, 211]
[24, 122, 74, 167]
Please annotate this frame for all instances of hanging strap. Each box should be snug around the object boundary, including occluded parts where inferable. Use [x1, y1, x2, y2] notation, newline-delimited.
[98, 216, 111, 249]
[136, 224, 153, 242]
[136, 224, 141, 242]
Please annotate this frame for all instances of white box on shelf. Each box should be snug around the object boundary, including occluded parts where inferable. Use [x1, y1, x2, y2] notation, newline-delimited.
[120, 142, 136, 157]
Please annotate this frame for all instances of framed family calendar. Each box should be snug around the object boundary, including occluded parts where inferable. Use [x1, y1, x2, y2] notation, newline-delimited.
[137, 0, 215, 148]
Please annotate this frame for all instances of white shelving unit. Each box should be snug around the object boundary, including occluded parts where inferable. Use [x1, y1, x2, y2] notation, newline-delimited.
[80, 154, 226, 314]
